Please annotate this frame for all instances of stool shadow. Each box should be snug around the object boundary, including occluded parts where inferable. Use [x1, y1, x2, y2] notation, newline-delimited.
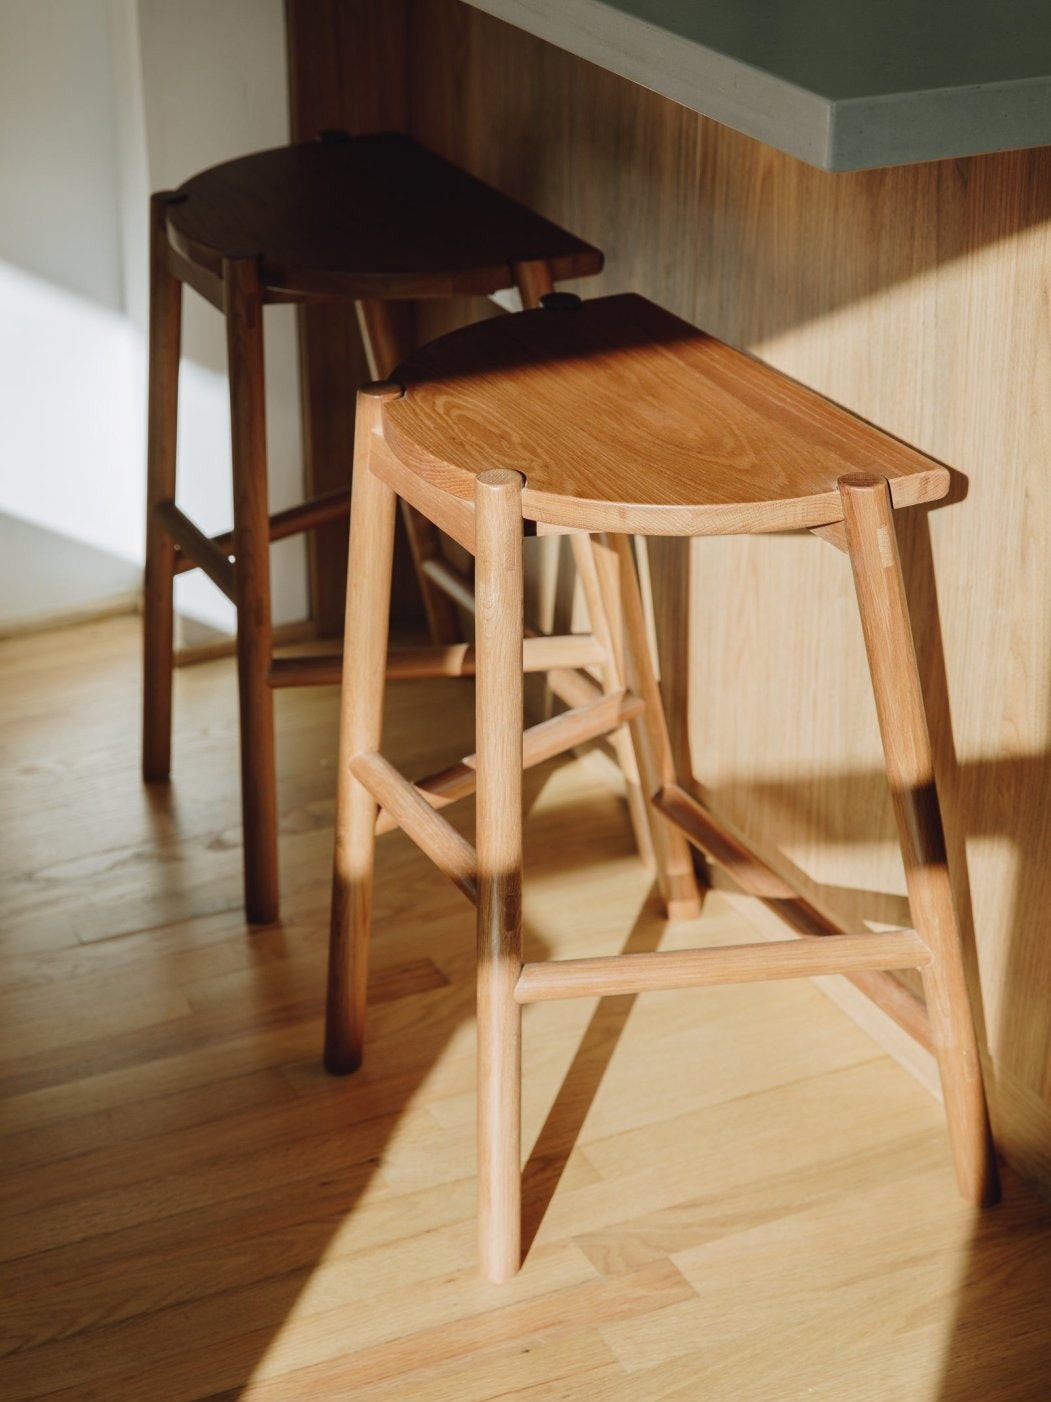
[520, 896, 668, 1256]
[935, 1169, 1051, 1402]
[660, 503, 1051, 1397]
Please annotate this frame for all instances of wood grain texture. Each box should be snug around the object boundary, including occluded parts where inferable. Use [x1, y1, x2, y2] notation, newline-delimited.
[570, 533, 656, 872]
[325, 385, 401, 1074]
[224, 257, 279, 925]
[285, 0, 412, 632]
[400, 0, 1051, 1195]
[154, 502, 237, 601]
[514, 929, 931, 1003]
[158, 35, 605, 921]
[840, 473, 996, 1205]
[473, 469, 527, 1281]
[169, 135, 600, 300]
[172, 488, 353, 574]
[268, 633, 606, 687]
[384, 294, 949, 535]
[351, 749, 479, 901]
[142, 193, 183, 784]
[356, 295, 465, 644]
[373, 688, 643, 835]
[3, 614, 1051, 1399]
[282, 2, 603, 633]
[588, 534, 702, 921]
[358, 384, 990, 1265]
[653, 781, 934, 1052]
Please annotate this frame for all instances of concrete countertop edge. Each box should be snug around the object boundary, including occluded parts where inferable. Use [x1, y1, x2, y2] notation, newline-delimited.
[463, 0, 836, 168]
[461, 0, 1051, 172]
[829, 74, 1051, 171]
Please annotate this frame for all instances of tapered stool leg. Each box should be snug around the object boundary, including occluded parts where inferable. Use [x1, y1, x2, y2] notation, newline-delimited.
[325, 384, 402, 1073]
[511, 258, 555, 309]
[224, 256, 279, 924]
[591, 534, 702, 921]
[839, 473, 998, 1206]
[571, 533, 657, 871]
[475, 469, 526, 1283]
[142, 194, 183, 782]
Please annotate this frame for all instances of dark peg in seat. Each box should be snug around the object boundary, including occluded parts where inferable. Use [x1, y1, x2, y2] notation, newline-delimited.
[539, 291, 582, 311]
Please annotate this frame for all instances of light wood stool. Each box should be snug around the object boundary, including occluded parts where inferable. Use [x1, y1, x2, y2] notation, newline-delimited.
[326, 291, 999, 1281]
[142, 132, 603, 923]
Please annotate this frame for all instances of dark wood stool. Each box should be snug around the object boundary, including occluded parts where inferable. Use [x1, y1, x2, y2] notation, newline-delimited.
[325, 292, 999, 1281]
[142, 132, 603, 923]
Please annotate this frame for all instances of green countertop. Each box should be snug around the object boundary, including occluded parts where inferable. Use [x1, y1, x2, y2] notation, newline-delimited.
[465, 0, 1051, 170]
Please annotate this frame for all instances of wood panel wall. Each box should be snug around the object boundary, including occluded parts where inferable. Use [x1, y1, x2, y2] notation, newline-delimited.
[285, 0, 421, 630]
[290, 0, 1051, 1193]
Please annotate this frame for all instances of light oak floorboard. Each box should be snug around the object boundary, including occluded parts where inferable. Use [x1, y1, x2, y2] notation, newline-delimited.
[0, 617, 1048, 1400]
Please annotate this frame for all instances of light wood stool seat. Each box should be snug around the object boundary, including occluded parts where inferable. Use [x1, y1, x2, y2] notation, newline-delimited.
[326, 292, 999, 1283]
[142, 133, 603, 924]
[384, 292, 949, 535]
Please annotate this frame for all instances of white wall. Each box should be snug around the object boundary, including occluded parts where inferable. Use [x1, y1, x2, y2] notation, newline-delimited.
[135, 0, 307, 640]
[0, 0, 142, 624]
[0, 0, 125, 309]
[0, 0, 307, 635]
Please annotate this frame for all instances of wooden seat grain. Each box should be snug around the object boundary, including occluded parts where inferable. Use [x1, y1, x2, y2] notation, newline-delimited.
[166, 132, 603, 301]
[384, 293, 949, 535]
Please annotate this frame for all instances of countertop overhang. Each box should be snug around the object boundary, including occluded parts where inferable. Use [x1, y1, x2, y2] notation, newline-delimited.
[463, 0, 1051, 171]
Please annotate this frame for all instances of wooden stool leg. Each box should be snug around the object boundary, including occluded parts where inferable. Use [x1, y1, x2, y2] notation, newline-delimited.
[356, 299, 460, 645]
[592, 534, 702, 922]
[224, 257, 279, 925]
[570, 533, 657, 871]
[475, 468, 526, 1282]
[501, 264, 667, 882]
[839, 474, 998, 1206]
[517, 253, 656, 877]
[142, 194, 182, 782]
[511, 259, 554, 309]
[325, 384, 400, 1073]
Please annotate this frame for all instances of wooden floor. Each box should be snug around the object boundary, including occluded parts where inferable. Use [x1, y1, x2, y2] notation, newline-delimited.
[1, 615, 1050, 1402]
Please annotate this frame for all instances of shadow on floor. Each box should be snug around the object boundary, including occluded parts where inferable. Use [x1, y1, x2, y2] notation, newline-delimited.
[936, 1170, 1051, 1401]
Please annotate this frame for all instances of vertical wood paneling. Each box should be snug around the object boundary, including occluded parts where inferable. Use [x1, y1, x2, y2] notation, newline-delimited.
[284, 0, 419, 629]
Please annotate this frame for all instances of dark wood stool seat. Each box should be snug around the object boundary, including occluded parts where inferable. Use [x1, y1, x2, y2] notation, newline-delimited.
[166, 132, 603, 303]
[142, 134, 604, 925]
[327, 292, 998, 1283]
[384, 293, 949, 535]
